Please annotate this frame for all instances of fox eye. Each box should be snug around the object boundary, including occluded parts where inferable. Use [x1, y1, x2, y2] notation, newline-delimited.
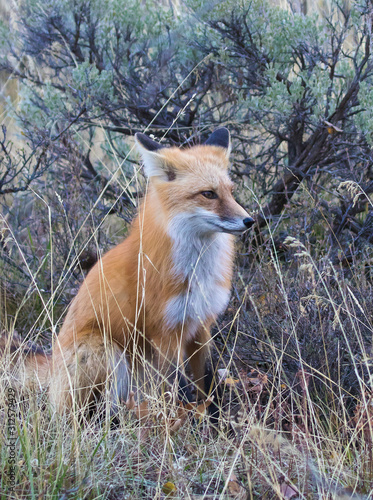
[201, 190, 218, 200]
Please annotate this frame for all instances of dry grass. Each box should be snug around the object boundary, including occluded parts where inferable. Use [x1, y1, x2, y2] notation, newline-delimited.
[1, 66, 372, 498]
[1, 200, 373, 498]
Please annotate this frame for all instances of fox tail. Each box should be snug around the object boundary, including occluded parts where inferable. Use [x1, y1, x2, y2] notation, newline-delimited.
[0, 331, 50, 392]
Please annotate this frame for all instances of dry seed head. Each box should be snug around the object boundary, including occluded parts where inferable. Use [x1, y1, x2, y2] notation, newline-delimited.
[283, 236, 305, 248]
[294, 250, 310, 258]
[339, 180, 362, 207]
[299, 263, 314, 275]
[301, 294, 329, 310]
[299, 302, 307, 316]
[332, 304, 342, 331]
[347, 285, 366, 316]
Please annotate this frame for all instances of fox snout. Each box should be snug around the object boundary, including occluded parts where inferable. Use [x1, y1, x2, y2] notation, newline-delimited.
[217, 199, 255, 235]
[214, 207, 255, 235]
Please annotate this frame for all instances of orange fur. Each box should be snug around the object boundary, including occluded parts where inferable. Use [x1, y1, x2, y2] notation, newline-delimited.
[4, 129, 253, 415]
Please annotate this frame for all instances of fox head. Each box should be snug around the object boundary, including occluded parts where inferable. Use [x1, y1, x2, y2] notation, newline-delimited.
[135, 128, 254, 236]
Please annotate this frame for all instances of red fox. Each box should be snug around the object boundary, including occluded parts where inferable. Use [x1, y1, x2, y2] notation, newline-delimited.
[4, 128, 254, 419]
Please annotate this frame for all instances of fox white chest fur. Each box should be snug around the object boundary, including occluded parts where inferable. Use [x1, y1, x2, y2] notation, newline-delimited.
[164, 212, 233, 338]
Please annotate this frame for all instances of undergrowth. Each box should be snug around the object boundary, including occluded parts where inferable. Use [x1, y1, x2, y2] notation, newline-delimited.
[1, 185, 373, 499]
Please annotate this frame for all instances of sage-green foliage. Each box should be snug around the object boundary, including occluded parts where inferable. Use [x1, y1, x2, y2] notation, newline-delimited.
[1, 0, 373, 357]
[2, 0, 373, 180]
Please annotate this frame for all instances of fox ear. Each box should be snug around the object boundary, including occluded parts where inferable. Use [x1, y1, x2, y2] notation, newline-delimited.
[204, 128, 231, 156]
[135, 133, 174, 180]
[135, 133, 163, 153]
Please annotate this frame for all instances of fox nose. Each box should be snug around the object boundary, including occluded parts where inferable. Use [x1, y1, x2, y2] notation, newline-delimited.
[243, 217, 255, 229]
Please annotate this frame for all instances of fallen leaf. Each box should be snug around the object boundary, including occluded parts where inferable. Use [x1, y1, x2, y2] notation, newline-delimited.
[225, 472, 246, 499]
[169, 413, 188, 435]
[125, 391, 136, 410]
[162, 481, 177, 496]
[185, 402, 196, 412]
[135, 400, 149, 420]
[280, 481, 299, 499]
[177, 400, 194, 418]
[324, 120, 343, 133]
[195, 397, 213, 417]
[226, 377, 239, 386]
